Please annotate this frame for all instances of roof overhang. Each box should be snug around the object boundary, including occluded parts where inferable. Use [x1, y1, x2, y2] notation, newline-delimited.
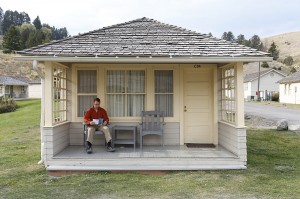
[14, 56, 273, 64]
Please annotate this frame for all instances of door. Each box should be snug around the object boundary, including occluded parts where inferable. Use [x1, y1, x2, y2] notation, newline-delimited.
[184, 68, 213, 143]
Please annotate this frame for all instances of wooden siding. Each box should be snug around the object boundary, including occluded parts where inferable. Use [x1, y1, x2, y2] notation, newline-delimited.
[43, 122, 70, 160]
[218, 121, 247, 164]
[69, 122, 180, 146]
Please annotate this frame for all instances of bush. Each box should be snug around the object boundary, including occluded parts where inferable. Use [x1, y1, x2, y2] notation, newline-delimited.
[272, 92, 279, 102]
[0, 96, 18, 113]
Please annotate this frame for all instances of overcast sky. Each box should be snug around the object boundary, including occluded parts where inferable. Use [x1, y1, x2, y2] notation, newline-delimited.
[2, 0, 300, 39]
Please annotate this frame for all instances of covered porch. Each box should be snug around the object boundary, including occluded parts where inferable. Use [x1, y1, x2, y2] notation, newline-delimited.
[47, 144, 244, 171]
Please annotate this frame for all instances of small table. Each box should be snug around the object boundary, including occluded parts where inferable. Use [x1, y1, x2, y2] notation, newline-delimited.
[112, 126, 137, 150]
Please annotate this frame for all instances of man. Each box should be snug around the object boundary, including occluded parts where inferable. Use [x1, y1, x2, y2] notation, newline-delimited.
[84, 98, 115, 153]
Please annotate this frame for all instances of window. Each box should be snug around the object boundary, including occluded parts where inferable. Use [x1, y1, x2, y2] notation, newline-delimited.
[106, 70, 145, 117]
[53, 64, 67, 124]
[155, 70, 173, 117]
[221, 66, 236, 124]
[77, 70, 97, 117]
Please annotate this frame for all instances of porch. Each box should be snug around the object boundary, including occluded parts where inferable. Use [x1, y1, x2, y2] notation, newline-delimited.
[46, 145, 246, 171]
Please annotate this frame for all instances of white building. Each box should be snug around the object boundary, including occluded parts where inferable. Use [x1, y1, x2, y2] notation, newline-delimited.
[278, 70, 300, 104]
[244, 68, 286, 101]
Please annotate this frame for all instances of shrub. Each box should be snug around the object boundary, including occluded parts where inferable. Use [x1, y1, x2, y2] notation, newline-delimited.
[272, 92, 279, 102]
[0, 96, 18, 113]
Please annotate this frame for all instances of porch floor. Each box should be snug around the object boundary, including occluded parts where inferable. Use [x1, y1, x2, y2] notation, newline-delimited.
[47, 145, 246, 171]
[54, 145, 237, 159]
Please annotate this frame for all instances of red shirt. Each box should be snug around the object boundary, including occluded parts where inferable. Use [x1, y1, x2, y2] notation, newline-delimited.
[84, 107, 109, 125]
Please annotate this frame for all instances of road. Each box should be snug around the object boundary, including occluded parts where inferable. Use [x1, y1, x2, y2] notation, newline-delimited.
[245, 102, 300, 122]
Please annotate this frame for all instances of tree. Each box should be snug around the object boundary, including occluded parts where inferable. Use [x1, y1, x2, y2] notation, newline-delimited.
[268, 42, 279, 60]
[236, 34, 245, 45]
[249, 35, 263, 51]
[18, 24, 36, 49]
[222, 31, 235, 42]
[0, 7, 3, 35]
[1, 10, 31, 34]
[2, 25, 21, 53]
[33, 16, 42, 30]
[261, 62, 269, 68]
[283, 56, 293, 66]
[290, 67, 297, 74]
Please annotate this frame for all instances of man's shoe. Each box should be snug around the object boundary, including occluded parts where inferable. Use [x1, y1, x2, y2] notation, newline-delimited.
[86, 145, 93, 154]
[106, 145, 115, 152]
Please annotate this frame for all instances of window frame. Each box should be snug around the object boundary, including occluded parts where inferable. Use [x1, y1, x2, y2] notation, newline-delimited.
[221, 65, 236, 124]
[52, 64, 67, 124]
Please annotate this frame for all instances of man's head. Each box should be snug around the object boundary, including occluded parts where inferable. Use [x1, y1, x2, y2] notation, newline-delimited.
[93, 98, 101, 108]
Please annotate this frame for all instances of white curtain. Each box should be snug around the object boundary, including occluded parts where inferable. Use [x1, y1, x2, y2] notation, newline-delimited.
[107, 70, 145, 117]
[155, 70, 173, 117]
[77, 70, 97, 117]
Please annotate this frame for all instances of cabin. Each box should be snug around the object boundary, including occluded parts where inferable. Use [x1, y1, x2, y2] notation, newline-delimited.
[15, 17, 272, 171]
[278, 70, 300, 104]
[244, 68, 286, 101]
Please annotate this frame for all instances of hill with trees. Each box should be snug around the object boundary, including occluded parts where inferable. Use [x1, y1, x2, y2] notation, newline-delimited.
[0, 7, 69, 53]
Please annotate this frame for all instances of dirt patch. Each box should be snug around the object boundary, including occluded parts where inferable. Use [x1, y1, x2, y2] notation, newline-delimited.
[245, 114, 277, 129]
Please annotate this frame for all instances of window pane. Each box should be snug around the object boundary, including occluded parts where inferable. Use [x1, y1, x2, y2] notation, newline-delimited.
[155, 70, 173, 117]
[127, 71, 145, 93]
[78, 70, 97, 93]
[106, 71, 125, 93]
[106, 70, 145, 117]
[127, 94, 144, 116]
[155, 94, 173, 117]
[107, 94, 125, 117]
[155, 70, 173, 93]
[77, 95, 97, 117]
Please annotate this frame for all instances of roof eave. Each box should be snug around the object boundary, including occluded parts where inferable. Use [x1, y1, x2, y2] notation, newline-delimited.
[14, 56, 273, 63]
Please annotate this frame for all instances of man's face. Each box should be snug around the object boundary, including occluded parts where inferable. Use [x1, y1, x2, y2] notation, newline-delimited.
[93, 101, 100, 108]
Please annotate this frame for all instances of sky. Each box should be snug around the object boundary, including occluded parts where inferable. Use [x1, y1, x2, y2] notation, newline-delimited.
[1, 0, 300, 39]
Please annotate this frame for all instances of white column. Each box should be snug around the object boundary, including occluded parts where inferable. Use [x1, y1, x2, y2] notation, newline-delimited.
[235, 62, 245, 127]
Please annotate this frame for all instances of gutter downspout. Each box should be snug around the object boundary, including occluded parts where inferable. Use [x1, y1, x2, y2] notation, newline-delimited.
[33, 60, 45, 165]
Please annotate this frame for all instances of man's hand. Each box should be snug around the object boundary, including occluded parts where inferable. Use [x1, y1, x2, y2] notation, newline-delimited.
[90, 121, 95, 125]
[103, 121, 108, 126]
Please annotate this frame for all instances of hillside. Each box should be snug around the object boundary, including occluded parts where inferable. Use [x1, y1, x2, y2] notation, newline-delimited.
[262, 31, 300, 66]
[0, 52, 38, 78]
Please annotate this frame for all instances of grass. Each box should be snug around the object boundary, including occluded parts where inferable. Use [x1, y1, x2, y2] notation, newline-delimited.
[249, 100, 300, 109]
[1, 99, 300, 199]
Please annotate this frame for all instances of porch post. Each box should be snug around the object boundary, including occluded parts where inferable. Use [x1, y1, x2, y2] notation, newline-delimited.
[235, 62, 245, 127]
[44, 61, 53, 127]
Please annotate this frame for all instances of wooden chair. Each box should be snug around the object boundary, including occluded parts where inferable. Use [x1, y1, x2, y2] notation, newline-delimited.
[139, 111, 165, 149]
[83, 112, 105, 147]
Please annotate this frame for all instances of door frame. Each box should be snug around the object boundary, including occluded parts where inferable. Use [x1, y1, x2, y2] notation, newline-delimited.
[179, 64, 218, 145]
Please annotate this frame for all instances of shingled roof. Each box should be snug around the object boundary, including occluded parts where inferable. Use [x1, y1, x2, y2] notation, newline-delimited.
[244, 68, 287, 83]
[277, 70, 300, 84]
[18, 17, 270, 58]
[0, 76, 29, 86]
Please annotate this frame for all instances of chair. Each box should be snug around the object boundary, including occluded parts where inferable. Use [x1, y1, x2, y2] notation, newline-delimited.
[83, 112, 105, 147]
[83, 123, 105, 147]
[139, 111, 165, 149]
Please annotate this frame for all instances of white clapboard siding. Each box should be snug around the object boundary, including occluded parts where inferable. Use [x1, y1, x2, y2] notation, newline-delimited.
[218, 122, 247, 163]
[69, 122, 180, 146]
[43, 122, 70, 157]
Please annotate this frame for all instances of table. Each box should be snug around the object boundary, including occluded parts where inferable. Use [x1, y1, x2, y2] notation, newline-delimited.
[112, 126, 137, 150]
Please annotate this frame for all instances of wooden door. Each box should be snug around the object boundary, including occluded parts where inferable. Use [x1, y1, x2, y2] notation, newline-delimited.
[184, 69, 213, 143]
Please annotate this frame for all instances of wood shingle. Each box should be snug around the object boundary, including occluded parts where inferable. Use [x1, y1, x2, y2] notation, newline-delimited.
[18, 17, 269, 58]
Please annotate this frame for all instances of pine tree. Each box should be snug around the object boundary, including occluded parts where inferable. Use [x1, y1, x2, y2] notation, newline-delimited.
[33, 16, 42, 30]
[2, 25, 21, 53]
[250, 35, 263, 51]
[222, 31, 235, 42]
[236, 34, 246, 45]
[283, 56, 293, 66]
[268, 42, 279, 60]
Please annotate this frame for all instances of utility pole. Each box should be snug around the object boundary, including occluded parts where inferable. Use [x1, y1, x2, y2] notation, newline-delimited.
[257, 62, 261, 101]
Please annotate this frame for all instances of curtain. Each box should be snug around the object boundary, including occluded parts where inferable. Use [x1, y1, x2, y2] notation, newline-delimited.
[155, 70, 173, 117]
[77, 70, 97, 117]
[107, 70, 145, 117]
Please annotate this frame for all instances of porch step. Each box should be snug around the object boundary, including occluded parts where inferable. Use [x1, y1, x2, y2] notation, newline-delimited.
[46, 158, 246, 171]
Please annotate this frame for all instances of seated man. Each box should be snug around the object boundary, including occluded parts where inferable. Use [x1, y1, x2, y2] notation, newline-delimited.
[84, 97, 115, 153]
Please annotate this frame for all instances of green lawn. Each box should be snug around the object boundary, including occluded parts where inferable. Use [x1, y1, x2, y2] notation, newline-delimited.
[0, 99, 299, 199]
